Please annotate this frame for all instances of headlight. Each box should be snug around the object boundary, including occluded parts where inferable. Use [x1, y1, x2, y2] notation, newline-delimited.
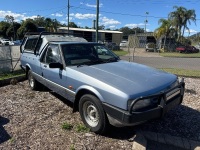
[128, 97, 159, 112]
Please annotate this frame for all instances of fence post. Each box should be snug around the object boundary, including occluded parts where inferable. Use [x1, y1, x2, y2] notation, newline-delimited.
[132, 47, 136, 62]
[9, 46, 14, 72]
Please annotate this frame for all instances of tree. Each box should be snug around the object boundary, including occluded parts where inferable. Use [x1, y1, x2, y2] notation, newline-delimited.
[182, 9, 196, 37]
[17, 19, 37, 38]
[4, 15, 16, 40]
[98, 25, 105, 30]
[45, 18, 53, 32]
[154, 18, 173, 49]
[169, 6, 186, 42]
[6, 22, 21, 40]
[132, 27, 145, 34]
[68, 22, 78, 28]
[34, 15, 46, 27]
[163, 6, 196, 44]
[0, 21, 10, 38]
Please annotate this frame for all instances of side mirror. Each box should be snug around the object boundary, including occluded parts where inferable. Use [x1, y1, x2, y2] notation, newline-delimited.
[49, 62, 63, 70]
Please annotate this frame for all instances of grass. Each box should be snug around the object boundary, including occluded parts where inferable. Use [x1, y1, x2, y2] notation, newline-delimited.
[9, 137, 15, 143]
[113, 50, 128, 56]
[0, 70, 25, 80]
[62, 122, 89, 132]
[159, 52, 200, 58]
[159, 68, 200, 78]
[61, 122, 73, 130]
[75, 124, 89, 132]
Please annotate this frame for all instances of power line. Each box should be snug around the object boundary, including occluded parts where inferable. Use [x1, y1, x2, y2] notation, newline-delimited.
[70, 5, 200, 21]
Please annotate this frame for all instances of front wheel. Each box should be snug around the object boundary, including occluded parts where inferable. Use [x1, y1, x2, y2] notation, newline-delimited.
[79, 94, 109, 134]
[28, 70, 39, 90]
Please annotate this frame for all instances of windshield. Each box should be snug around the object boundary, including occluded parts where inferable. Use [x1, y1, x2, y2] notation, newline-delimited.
[61, 43, 119, 66]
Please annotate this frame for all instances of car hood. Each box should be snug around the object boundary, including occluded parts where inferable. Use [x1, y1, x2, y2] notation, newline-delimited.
[72, 61, 177, 98]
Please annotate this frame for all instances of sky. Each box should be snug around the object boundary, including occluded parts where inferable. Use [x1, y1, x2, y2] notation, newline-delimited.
[0, 0, 200, 35]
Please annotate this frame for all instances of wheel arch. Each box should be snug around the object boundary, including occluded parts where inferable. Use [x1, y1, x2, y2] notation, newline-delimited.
[25, 64, 31, 78]
[73, 85, 105, 112]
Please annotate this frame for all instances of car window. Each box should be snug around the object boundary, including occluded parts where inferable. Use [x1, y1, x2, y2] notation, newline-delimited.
[61, 43, 119, 66]
[24, 38, 38, 52]
[42, 44, 61, 64]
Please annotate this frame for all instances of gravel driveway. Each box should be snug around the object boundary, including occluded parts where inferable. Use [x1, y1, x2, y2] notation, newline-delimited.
[0, 78, 200, 149]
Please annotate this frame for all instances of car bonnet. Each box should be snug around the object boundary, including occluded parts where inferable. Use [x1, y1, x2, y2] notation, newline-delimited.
[71, 60, 177, 98]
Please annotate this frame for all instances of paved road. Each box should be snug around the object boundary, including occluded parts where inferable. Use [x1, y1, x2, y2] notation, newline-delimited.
[120, 56, 200, 70]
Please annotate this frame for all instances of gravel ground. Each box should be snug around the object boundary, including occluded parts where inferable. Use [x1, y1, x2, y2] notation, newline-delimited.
[0, 78, 200, 149]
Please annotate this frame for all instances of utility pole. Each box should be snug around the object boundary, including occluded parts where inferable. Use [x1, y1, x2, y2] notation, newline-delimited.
[144, 12, 149, 33]
[68, 0, 70, 35]
[96, 0, 99, 42]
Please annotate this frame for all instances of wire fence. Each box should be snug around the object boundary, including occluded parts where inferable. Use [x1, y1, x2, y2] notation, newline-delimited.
[0, 46, 199, 76]
[0, 46, 21, 74]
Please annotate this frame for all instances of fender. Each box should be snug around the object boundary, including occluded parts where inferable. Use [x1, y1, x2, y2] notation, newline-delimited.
[76, 85, 105, 102]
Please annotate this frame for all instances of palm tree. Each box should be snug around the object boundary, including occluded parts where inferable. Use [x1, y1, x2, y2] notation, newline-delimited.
[154, 18, 172, 49]
[182, 9, 196, 37]
[169, 6, 186, 42]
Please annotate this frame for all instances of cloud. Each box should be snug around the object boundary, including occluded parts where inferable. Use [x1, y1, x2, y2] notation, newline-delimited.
[186, 29, 198, 33]
[0, 10, 25, 20]
[85, 3, 103, 8]
[0, 10, 39, 21]
[51, 13, 63, 17]
[109, 25, 116, 29]
[70, 13, 96, 19]
[100, 17, 121, 26]
[125, 23, 146, 28]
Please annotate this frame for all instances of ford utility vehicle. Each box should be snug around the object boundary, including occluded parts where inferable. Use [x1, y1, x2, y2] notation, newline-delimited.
[20, 32, 185, 134]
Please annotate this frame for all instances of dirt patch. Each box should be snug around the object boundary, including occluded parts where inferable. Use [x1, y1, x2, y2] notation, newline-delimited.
[0, 78, 200, 149]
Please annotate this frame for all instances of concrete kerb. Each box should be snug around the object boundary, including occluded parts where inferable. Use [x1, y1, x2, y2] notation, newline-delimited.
[132, 132, 147, 150]
[132, 131, 200, 150]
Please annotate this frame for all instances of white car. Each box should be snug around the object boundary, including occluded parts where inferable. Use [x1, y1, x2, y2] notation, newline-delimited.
[0, 39, 13, 45]
[119, 41, 128, 47]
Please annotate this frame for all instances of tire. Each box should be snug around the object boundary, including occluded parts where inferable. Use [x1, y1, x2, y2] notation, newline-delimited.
[28, 70, 39, 90]
[79, 94, 109, 134]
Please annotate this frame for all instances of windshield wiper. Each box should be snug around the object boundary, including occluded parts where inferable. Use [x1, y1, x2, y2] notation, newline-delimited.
[77, 59, 103, 67]
[105, 57, 118, 63]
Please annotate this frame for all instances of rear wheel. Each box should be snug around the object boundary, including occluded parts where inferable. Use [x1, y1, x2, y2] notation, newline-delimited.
[79, 94, 109, 134]
[28, 70, 39, 90]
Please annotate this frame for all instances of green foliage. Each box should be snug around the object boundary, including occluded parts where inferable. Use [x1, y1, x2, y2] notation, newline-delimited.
[0, 21, 10, 38]
[70, 145, 75, 150]
[113, 50, 128, 56]
[160, 68, 200, 78]
[75, 124, 89, 132]
[159, 52, 200, 58]
[68, 22, 78, 28]
[62, 122, 73, 130]
[17, 19, 37, 39]
[9, 137, 15, 143]
[155, 6, 196, 47]
[119, 27, 144, 36]
[0, 70, 25, 80]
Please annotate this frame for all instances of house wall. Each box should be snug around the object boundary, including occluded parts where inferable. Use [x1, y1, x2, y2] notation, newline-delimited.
[112, 33, 121, 45]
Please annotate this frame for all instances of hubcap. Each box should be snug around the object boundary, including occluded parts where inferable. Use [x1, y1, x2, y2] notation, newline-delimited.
[29, 74, 34, 88]
[83, 101, 99, 127]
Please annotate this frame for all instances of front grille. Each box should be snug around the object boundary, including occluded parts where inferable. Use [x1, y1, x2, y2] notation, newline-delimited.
[166, 88, 181, 101]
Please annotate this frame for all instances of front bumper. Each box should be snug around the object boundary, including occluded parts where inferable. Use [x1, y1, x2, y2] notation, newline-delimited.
[103, 79, 185, 126]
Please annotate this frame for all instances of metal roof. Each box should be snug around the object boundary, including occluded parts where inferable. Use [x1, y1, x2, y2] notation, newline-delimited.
[58, 27, 123, 34]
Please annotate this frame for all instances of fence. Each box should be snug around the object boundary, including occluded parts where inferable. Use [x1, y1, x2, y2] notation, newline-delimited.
[0, 45, 21, 74]
[0, 46, 199, 75]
